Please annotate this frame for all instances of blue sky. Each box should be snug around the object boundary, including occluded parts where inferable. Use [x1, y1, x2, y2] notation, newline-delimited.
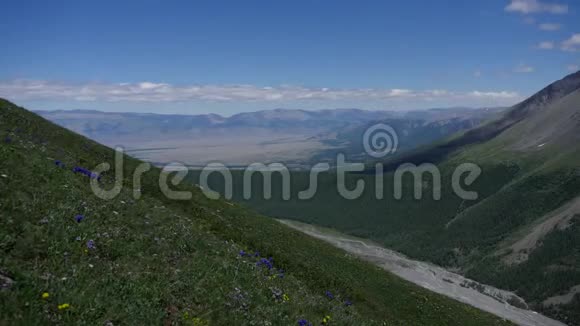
[1, 0, 579, 115]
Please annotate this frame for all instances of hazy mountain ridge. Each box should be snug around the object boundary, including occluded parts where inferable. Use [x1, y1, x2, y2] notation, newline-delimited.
[36, 107, 501, 135]
[37, 107, 502, 167]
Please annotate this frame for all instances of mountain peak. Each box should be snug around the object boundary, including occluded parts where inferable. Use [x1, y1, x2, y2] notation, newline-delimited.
[508, 70, 580, 121]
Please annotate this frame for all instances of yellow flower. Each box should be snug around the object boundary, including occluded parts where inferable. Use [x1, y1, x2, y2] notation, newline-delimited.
[57, 303, 70, 310]
[322, 315, 332, 324]
[41, 292, 50, 299]
[282, 294, 290, 302]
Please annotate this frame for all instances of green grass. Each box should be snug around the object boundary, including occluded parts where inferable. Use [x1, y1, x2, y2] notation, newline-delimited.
[0, 98, 514, 325]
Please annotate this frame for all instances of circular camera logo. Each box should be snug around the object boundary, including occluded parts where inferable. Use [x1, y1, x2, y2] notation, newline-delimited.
[363, 123, 398, 158]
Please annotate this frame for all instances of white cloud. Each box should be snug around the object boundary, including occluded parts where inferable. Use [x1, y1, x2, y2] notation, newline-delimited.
[538, 23, 562, 31]
[505, 0, 568, 14]
[0, 79, 523, 107]
[561, 33, 580, 51]
[537, 41, 555, 49]
[513, 64, 535, 73]
[469, 91, 521, 99]
[568, 64, 580, 72]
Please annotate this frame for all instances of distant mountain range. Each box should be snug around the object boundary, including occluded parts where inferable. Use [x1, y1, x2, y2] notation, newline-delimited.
[37, 107, 503, 166]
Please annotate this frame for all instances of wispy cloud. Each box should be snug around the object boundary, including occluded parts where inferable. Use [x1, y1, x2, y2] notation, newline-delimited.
[467, 90, 522, 99]
[537, 41, 555, 49]
[513, 64, 535, 73]
[505, 0, 568, 14]
[561, 33, 580, 51]
[0, 79, 522, 107]
[568, 64, 579, 72]
[538, 23, 562, 31]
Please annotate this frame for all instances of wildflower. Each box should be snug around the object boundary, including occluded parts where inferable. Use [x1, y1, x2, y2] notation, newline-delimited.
[322, 315, 331, 324]
[270, 287, 283, 301]
[297, 319, 312, 326]
[57, 303, 70, 310]
[344, 299, 353, 306]
[42, 292, 50, 299]
[282, 293, 290, 302]
[257, 258, 273, 270]
[239, 250, 247, 257]
[75, 215, 84, 223]
[86, 240, 96, 250]
[254, 251, 260, 257]
[72, 166, 99, 179]
[325, 291, 334, 300]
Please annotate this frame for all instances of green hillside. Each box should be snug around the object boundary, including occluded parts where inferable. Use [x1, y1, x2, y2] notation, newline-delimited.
[196, 72, 580, 325]
[0, 98, 513, 325]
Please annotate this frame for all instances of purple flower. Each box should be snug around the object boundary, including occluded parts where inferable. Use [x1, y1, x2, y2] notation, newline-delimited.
[298, 319, 312, 326]
[325, 291, 334, 300]
[73, 166, 99, 179]
[86, 240, 96, 250]
[239, 250, 247, 257]
[254, 251, 260, 257]
[344, 299, 353, 306]
[257, 258, 273, 270]
[75, 215, 84, 223]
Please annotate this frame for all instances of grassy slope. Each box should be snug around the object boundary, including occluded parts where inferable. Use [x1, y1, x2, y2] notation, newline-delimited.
[0, 99, 512, 325]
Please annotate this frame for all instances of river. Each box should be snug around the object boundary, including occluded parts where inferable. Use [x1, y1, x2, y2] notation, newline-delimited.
[278, 219, 566, 326]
